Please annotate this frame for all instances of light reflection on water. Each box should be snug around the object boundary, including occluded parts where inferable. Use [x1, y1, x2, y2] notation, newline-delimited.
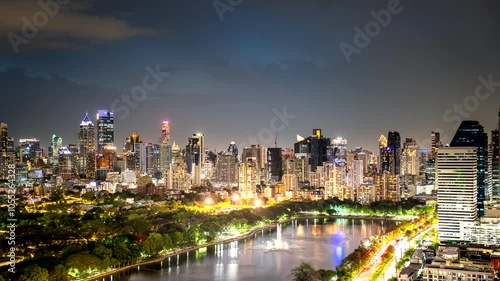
[94, 218, 397, 281]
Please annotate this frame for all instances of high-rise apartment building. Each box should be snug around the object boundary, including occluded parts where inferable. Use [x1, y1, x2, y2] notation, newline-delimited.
[450, 121, 488, 217]
[97, 110, 114, 154]
[239, 160, 257, 199]
[437, 147, 477, 242]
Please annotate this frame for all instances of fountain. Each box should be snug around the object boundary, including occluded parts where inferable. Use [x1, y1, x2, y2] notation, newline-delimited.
[265, 224, 289, 251]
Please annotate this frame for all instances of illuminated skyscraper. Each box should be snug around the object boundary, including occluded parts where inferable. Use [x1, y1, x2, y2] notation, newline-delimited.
[160, 120, 170, 144]
[18, 138, 41, 164]
[78, 112, 96, 178]
[49, 135, 63, 162]
[431, 131, 441, 158]
[450, 121, 488, 217]
[0, 123, 7, 158]
[97, 110, 114, 154]
[58, 146, 77, 180]
[239, 160, 257, 199]
[387, 131, 402, 175]
[491, 110, 500, 200]
[294, 129, 331, 172]
[186, 133, 204, 186]
[437, 147, 477, 242]
[401, 138, 420, 176]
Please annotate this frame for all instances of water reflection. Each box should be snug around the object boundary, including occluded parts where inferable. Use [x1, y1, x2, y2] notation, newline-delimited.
[94, 218, 396, 281]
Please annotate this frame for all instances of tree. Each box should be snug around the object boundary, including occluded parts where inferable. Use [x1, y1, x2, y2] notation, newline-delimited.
[142, 233, 164, 257]
[82, 192, 96, 202]
[316, 269, 335, 281]
[65, 253, 101, 274]
[21, 264, 49, 281]
[49, 264, 69, 281]
[291, 261, 319, 281]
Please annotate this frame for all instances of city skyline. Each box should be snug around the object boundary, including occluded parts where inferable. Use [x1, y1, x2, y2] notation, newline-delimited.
[1, 107, 499, 154]
[1, 1, 500, 152]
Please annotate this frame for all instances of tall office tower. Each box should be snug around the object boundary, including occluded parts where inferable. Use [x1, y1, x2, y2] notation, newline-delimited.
[227, 141, 238, 162]
[492, 129, 500, 200]
[379, 135, 388, 173]
[78, 113, 96, 178]
[99, 145, 117, 170]
[124, 132, 142, 152]
[268, 148, 283, 182]
[49, 135, 63, 162]
[238, 160, 257, 199]
[387, 131, 402, 174]
[186, 133, 204, 186]
[58, 147, 76, 180]
[215, 153, 238, 187]
[0, 123, 13, 178]
[97, 110, 114, 154]
[431, 131, 441, 158]
[18, 138, 41, 164]
[401, 138, 420, 176]
[1, 123, 8, 158]
[373, 172, 399, 202]
[160, 120, 170, 144]
[294, 129, 331, 172]
[144, 143, 161, 176]
[437, 147, 477, 242]
[331, 137, 348, 161]
[450, 121, 488, 217]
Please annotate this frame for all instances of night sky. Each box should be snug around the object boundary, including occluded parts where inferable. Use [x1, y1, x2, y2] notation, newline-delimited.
[1, 0, 499, 152]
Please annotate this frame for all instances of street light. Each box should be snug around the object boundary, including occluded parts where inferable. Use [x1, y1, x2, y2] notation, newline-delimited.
[232, 193, 239, 203]
[253, 198, 262, 208]
[204, 197, 214, 205]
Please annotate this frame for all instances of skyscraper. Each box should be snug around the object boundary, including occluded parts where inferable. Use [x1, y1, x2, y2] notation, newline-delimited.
[186, 133, 204, 186]
[450, 121, 488, 217]
[387, 131, 402, 175]
[491, 109, 500, 200]
[401, 138, 420, 176]
[268, 147, 283, 182]
[78, 113, 96, 178]
[97, 110, 114, 154]
[239, 160, 257, 199]
[0, 123, 8, 158]
[294, 129, 331, 172]
[437, 147, 477, 242]
[160, 120, 170, 144]
[431, 131, 441, 158]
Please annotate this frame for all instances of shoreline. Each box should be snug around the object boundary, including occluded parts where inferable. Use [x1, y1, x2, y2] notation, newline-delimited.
[83, 214, 414, 281]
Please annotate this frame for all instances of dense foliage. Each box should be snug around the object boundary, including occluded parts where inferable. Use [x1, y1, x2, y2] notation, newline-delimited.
[0, 195, 430, 280]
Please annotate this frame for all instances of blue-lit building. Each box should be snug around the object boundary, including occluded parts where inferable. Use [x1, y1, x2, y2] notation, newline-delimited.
[97, 110, 114, 154]
[450, 120, 488, 218]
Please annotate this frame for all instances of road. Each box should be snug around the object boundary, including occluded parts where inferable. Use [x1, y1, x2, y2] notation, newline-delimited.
[380, 224, 436, 281]
[356, 223, 436, 281]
